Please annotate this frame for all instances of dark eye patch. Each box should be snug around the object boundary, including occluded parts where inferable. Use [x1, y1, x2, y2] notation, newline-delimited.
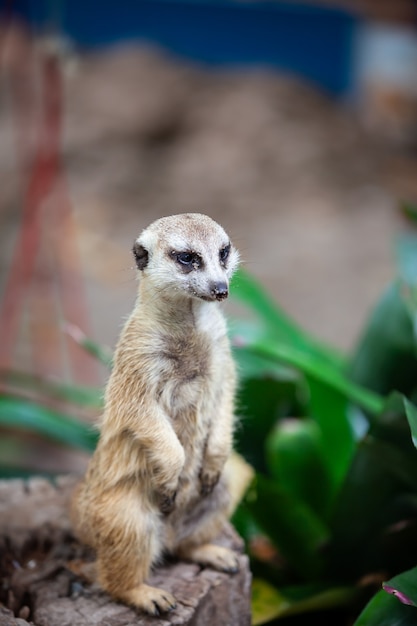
[170, 250, 203, 271]
[219, 243, 231, 265]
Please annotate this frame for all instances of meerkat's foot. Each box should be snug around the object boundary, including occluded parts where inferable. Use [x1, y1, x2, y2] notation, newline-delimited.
[182, 543, 239, 574]
[121, 583, 177, 616]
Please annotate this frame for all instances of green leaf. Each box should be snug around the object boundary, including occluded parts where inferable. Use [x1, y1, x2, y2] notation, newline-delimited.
[232, 335, 300, 382]
[0, 466, 56, 480]
[252, 578, 291, 625]
[328, 394, 417, 581]
[354, 588, 417, 626]
[0, 368, 103, 408]
[383, 565, 417, 608]
[396, 233, 417, 348]
[349, 282, 417, 397]
[0, 394, 98, 451]
[235, 371, 306, 473]
[246, 474, 329, 581]
[404, 397, 417, 449]
[307, 377, 355, 493]
[252, 578, 357, 625]
[265, 418, 332, 520]
[231, 268, 344, 368]
[328, 436, 400, 580]
[234, 341, 383, 416]
[369, 394, 417, 467]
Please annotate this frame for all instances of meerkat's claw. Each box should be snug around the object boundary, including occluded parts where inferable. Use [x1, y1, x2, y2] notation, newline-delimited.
[123, 584, 177, 615]
[182, 543, 239, 574]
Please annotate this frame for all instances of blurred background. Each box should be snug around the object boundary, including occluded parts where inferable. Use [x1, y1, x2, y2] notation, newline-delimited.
[3, 4, 417, 625]
[0, 1, 416, 469]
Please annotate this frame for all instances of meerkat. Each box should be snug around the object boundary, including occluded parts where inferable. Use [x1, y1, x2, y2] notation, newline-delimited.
[71, 213, 240, 616]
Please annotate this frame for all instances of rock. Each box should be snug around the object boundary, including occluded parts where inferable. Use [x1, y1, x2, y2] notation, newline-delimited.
[0, 477, 251, 626]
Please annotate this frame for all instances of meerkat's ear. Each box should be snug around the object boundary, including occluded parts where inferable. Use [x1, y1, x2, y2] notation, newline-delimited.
[133, 241, 149, 270]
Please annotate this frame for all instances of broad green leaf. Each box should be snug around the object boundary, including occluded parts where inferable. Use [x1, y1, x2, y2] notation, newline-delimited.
[0, 368, 103, 408]
[265, 418, 332, 520]
[281, 582, 357, 613]
[369, 394, 417, 466]
[383, 565, 417, 607]
[0, 466, 56, 479]
[252, 578, 357, 625]
[307, 377, 355, 493]
[235, 370, 306, 473]
[279, 584, 357, 622]
[232, 339, 300, 382]
[354, 588, 417, 626]
[404, 397, 417, 449]
[246, 474, 329, 581]
[349, 282, 417, 397]
[234, 341, 383, 416]
[231, 268, 344, 368]
[328, 436, 401, 580]
[396, 233, 417, 344]
[252, 578, 291, 625]
[0, 394, 98, 451]
[328, 395, 417, 580]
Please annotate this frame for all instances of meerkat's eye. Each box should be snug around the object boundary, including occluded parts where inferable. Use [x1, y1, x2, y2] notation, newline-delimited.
[219, 244, 231, 265]
[177, 252, 193, 265]
[172, 251, 202, 270]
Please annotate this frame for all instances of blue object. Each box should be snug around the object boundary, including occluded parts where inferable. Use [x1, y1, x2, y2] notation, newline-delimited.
[9, 0, 356, 94]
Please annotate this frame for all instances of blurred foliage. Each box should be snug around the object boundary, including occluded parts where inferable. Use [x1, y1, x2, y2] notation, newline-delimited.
[230, 215, 417, 625]
[2, 211, 417, 624]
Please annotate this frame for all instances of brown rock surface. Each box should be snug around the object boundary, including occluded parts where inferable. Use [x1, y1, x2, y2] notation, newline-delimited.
[0, 476, 251, 626]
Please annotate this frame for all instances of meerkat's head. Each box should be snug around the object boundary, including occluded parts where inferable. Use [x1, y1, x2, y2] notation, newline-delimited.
[133, 213, 239, 302]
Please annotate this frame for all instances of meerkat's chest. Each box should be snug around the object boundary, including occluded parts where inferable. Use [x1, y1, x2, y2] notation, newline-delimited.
[156, 335, 213, 416]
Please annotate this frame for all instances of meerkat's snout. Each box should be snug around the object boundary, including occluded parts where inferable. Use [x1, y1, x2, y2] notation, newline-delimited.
[210, 281, 228, 301]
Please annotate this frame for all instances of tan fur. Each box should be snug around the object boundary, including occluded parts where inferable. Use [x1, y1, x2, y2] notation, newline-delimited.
[71, 213, 240, 616]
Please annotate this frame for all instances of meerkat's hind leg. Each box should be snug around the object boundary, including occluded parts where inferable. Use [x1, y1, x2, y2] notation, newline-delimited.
[174, 474, 239, 574]
[95, 491, 176, 616]
[178, 543, 239, 573]
[97, 544, 178, 616]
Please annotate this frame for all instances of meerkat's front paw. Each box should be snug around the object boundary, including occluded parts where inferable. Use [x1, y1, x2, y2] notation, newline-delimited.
[122, 583, 177, 616]
[181, 543, 239, 574]
[156, 488, 177, 515]
[199, 468, 220, 496]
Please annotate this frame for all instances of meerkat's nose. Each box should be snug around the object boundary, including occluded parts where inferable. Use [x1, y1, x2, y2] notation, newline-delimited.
[211, 281, 228, 301]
